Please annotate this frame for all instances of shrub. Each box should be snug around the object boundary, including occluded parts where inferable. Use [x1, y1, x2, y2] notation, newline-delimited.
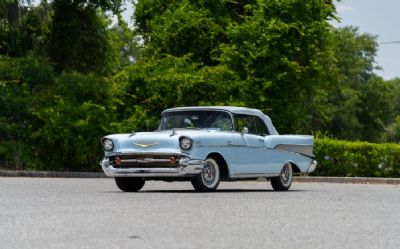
[0, 55, 53, 170]
[0, 56, 117, 171]
[31, 72, 116, 171]
[313, 137, 400, 177]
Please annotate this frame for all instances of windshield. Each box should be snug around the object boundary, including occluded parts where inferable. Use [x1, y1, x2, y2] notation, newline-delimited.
[159, 111, 233, 131]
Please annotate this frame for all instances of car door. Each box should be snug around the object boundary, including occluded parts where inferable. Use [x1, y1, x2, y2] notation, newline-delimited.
[230, 114, 268, 175]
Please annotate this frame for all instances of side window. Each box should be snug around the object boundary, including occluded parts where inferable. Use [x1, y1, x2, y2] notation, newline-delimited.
[255, 117, 269, 136]
[234, 115, 256, 134]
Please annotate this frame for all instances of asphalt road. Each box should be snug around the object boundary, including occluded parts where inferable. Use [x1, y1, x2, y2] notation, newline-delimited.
[1, 178, 399, 249]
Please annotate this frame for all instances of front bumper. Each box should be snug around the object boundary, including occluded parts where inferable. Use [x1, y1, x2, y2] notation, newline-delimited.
[100, 156, 205, 177]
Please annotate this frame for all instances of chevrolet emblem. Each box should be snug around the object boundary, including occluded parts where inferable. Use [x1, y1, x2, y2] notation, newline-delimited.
[134, 143, 158, 148]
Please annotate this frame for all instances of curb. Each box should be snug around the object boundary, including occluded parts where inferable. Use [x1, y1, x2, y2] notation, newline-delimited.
[0, 169, 106, 178]
[1, 169, 399, 184]
[294, 176, 400, 185]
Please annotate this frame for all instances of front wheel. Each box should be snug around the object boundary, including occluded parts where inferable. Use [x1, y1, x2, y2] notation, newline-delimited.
[271, 163, 293, 191]
[115, 177, 145, 192]
[191, 158, 220, 192]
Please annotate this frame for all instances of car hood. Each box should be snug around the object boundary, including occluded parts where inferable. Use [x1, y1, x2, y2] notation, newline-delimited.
[104, 130, 217, 153]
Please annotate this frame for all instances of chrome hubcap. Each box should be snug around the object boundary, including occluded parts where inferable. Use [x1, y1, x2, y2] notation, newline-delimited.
[202, 162, 216, 185]
[280, 164, 291, 185]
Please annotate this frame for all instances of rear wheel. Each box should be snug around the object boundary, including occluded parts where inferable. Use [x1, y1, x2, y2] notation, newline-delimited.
[271, 163, 293, 191]
[191, 158, 220, 192]
[115, 177, 145, 192]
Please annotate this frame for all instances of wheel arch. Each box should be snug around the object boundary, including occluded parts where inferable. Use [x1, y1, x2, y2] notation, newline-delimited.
[283, 160, 300, 173]
[206, 152, 230, 180]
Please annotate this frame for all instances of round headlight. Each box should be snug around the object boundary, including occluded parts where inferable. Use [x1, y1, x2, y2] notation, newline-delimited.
[102, 138, 114, 151]
[179, 137, 193, 150]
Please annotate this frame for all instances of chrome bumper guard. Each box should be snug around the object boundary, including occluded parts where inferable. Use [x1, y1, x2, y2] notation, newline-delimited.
[100, 157, 205, 177]
[307, 160, 317, 173]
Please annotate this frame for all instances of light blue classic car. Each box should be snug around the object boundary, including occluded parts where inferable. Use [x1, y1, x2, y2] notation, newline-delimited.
[100, 106, 317, 192]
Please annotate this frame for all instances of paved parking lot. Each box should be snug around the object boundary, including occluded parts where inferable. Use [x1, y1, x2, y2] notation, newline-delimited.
[1, 178, 399, 249]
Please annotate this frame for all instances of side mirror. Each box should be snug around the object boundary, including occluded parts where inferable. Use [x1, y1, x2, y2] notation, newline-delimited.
[241, 127, 249, 134]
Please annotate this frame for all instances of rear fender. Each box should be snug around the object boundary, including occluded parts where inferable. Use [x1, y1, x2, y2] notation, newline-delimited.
[265, 135, 314, 158]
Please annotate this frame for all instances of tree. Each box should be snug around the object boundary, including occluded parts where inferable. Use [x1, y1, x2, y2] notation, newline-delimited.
[358, 77, 396, 142]
[112, 55, 241, 132]
[0, 55, 54, 169]
[1, 0, 132, 74]
[31, 71, 117, 171]
[384, 78, 400, 142]
[131, 0, 337, 133]
[134, 0, 258, 65]
[50, 1, 117, 74]
[219, 0, 336, 133]
[309, 26, 381, 140]
[108, 14, 141, 67]
[0, 0, 52, 56]
[0, 0, 140, 170]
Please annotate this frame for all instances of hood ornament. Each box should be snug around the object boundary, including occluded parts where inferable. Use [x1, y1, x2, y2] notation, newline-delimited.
[134, 143, 159, 148]
[170, 129, 177, 137]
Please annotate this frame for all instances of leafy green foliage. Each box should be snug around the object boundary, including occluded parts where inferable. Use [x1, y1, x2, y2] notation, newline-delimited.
[0, 55, 54, 169]
[60, 0, 125, 13]
[0, 1, 53, 56]
[1, 0, 137, 74]
[132, 0, 338, 133]
[108, 14, 140, 67]
[134, 0, 254, 64]
[385, 116, 400, 142]
[0, 55, 116, 170]
[31, 72, 116, 171]
[309, 27, 399, 142]
[357, 77, 397, 142]
[1, 0, 400, 173]
[314, 137, 400, 177]
[218, 0, 336, 133]
[50, 1, 118, 75]
[112, 55, 242, 132]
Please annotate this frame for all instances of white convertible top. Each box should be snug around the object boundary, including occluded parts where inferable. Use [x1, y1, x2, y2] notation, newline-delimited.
[163, 106, 279, 135]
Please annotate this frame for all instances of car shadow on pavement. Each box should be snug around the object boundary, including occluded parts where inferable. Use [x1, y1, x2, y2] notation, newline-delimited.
[104, 189, 307, 193]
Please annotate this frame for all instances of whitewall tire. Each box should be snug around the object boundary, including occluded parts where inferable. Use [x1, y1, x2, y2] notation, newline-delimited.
[271, 163, 293, 191]
[191, 158, 221, 192]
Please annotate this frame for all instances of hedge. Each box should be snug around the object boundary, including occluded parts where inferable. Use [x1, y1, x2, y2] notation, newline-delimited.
[313, 138, 400, 177]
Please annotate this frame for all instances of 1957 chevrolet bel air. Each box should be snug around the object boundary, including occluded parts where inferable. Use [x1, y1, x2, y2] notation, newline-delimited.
[100, 106, 317, 192]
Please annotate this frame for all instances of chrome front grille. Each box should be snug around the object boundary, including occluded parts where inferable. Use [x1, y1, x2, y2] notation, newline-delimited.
[111, 153, 182, 168]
